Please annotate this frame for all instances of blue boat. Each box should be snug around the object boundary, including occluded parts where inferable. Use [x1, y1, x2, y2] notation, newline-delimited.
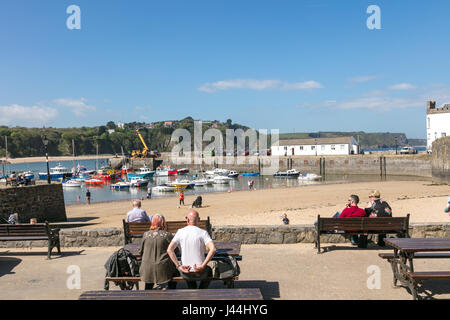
[241, 172, 260, 176]
[39, 164, 73, 181]
[127, 166, 155, 179]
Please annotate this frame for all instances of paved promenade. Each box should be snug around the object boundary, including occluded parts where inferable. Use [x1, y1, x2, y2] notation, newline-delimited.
[1, 243, 450, 300]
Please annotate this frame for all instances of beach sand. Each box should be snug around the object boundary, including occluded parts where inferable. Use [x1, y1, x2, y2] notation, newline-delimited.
[66, 180, 450, 228]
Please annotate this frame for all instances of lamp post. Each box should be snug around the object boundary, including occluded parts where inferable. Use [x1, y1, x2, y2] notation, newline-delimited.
[395, 137, 398, 155]
[43, 136, 51, 184]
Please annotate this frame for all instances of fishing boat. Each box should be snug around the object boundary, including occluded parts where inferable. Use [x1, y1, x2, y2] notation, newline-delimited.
[241, 172, 260, 176]
[84, 178, 104, 186]
[62, 179, 83, 187]
[212, 175, 233, 184]
[154, 167, 169, 177]
[110, 181, 131, 190]
[298, 173, 322, 180]
[39, 164, 73, 181]
[128, 166, 155, 179]
[129, 177, 149, 188]
[228, 170, 239, 178]
[205, 168, 230, 177]
[168, 179, 195, 189]
[273, 169, 301, 178]
[192, 178, 214, 187]
[152, 185, 176, 193]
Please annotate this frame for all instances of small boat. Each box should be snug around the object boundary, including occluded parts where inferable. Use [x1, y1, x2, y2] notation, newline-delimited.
[39, 164, 73, 181]
[273, 169, 301, 177]
[212, 175, 233, 184]
[152, 185, 176, 193]
[177, 168, 190, 175]
[110, 181, 131, 190]
[84, 178, 104, 186]
[62, 179, 83, 187]
[192, 179, 214, 187]
[205, 168, 230, 177]
[128, 166, 155, 179]
[298, 173, 322, 180]
[168, 179, 195, 189]
[154, 167, 169, 177]
[241, 172, 260, 176]
[228, 171, 239, 178]
[23, 171, 35, 180]
[129, 177, 149, 188]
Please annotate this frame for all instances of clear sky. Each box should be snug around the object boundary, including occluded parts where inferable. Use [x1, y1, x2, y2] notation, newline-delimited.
[1, 0, 450, 138]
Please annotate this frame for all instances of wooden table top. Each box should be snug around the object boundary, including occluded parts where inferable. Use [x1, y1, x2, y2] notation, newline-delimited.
[385, 238, 450, 253]
[79, 289, 262, 300]
[124, 241, 241, 258]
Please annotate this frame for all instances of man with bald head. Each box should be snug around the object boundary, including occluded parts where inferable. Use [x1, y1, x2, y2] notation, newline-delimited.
[126, 200, 151, 223]
[167, 209, 216, 289]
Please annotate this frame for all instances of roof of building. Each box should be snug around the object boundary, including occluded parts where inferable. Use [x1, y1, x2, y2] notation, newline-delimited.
[277, 136, 356, 146]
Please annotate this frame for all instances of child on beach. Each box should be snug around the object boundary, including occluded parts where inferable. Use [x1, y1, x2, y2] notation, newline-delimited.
[179, 191, 185, 206]
[282, 213, 289, 225]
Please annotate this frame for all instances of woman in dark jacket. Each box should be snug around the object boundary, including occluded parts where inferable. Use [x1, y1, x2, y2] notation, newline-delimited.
[139, 214, 178, 289]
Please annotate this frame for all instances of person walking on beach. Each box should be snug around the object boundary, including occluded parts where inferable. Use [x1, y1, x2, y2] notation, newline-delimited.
[126, 200, 152, 223]
[147, 185, 152, 199]
[179, 191, 185, 206]
[167, 209, 216, 289]
[86, 189, 91, 205]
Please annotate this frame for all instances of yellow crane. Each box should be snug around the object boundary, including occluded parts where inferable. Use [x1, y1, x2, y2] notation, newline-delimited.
[131, 129, 150, 158]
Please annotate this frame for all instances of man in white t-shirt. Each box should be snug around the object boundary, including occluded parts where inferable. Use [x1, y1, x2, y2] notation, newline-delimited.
[167, 209, 216, 289]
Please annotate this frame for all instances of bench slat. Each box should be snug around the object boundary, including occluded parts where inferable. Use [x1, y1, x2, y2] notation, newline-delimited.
[379, 252, 450, 259]
[407, 271, 450, 280]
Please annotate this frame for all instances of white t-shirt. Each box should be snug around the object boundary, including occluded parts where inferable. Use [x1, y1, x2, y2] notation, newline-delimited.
[172, 225, 212, 271]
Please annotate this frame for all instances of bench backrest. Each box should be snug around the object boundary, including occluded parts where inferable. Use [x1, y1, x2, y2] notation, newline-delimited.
[317, 214, 410, 233]
[0, 223, 50, 238]
[123, 217, 212, 244]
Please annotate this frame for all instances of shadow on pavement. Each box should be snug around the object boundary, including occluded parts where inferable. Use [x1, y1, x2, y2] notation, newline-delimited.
[0, 250, 86, 259]
[0, 257, 21, 277]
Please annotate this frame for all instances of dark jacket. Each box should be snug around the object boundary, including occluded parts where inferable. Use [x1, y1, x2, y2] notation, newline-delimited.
[104, 248, 139, 290]
[365, 199, 392, 217]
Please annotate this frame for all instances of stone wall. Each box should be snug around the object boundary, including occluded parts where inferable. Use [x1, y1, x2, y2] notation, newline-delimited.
[432, 136, 450, 184]
[0, 184, 67, 223]
[2, 223, 449, 248]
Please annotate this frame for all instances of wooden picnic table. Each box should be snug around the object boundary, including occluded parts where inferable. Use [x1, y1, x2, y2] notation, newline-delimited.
[79, 288, 263, 300]
[384, 238, 450, 300]
[124, 241, 242, 259]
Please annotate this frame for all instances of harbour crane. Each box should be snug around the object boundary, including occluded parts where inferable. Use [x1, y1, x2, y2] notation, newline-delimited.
[131, 129, 150, 158]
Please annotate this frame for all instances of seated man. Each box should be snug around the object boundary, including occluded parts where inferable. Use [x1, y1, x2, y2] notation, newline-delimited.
[338, 194, 367, 248]
[167, 209, 216, 289]
[126, 200, 152, 223]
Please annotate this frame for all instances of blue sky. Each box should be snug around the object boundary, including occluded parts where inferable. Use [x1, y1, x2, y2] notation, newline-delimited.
[1, 0, 450, 138]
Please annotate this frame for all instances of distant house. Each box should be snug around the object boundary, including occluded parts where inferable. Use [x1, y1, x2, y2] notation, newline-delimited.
[164, 121, 173, 127]
[271, 136, 359, 156]
[107, 129, 115, 134]
[211, 122, 218, 128]
[426, 100, 450, 151]
[145, 123, 155, 129]
[117, 122, 125, 129]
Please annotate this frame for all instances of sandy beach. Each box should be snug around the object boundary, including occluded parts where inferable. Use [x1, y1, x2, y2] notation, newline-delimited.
[66, 180, 450, 228]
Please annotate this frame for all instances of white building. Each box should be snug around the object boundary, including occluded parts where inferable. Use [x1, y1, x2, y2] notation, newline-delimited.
[426, 101, 450, 151]
[271, 136, 359, 156]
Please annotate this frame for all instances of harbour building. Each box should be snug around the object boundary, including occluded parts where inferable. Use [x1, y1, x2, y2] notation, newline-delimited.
[426, 100, 450, 151]
[271, 136, 360, 156]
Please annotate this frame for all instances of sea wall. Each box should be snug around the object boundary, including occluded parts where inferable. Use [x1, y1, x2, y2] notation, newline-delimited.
[0, 184, 67, 223]
[1, 223, 448, 248]
[122, 154, 432, 177]
[432, 136, 450, 184]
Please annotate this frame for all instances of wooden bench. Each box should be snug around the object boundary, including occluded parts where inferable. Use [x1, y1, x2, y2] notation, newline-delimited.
[315, 214, 410, 253]
[123, 217, 212, 245]
[0, 222, 61, 259]
[80, 288, 263, 300]
[105, 275, 240, 290]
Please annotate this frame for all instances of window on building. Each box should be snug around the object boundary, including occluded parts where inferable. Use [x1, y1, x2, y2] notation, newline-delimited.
[299, 146, 304, 150]
[340, 145, 345, 150]
[311, 146, 315, 150]
[331, 145, 336, 151]
[321, 145, 325, 150]
[427, 117, 430, 129]
[442, 133, 447, 138]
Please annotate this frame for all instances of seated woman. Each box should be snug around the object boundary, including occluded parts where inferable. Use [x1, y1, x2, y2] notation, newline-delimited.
[139, 214, 178, 290]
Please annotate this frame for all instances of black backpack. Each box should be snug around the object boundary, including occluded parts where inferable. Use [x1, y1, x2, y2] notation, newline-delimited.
[104, 248, 140, 290]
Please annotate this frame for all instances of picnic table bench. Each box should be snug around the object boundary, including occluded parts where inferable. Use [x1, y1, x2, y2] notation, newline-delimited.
[0, 222, 61, 259]
[79, 288, 263, 300]
[123, 217, 212, 245]
[315, 214, 410, 253]
[381, 238, 450, 300]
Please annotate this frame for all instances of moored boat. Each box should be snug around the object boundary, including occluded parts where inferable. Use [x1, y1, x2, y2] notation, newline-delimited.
[241, 172, 260, 176]
[273, 169, 301, 177]
[152, 185, 176, 193]
[212, 175, 233, 184]
[84, 178, 104, 186]
[228, 170, 239, 178]
[298, 173, 322, 180]
[129, 177, 149, 188]
[62, 179, 83, 187]
[39, 164, 73, 181]
[110, 181, 131, 190]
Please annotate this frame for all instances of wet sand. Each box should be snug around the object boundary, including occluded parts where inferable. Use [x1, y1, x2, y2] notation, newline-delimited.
[66, 180, 450, 228]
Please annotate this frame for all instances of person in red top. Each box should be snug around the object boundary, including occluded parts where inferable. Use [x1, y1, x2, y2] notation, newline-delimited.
[179, 191, 185, 206]
[339, 194, 367, 247]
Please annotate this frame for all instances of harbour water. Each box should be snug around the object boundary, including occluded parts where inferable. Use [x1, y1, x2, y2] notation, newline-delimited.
[3, 159, 431, 205]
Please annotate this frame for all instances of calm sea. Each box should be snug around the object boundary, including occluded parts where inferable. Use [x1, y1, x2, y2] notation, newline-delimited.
[2, 158, 431, 205]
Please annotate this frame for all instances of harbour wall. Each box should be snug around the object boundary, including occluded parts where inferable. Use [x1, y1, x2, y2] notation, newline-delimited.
[432, 137, 450, 184]
[111, 154, 432, 177]
[0, 184, 67, 223]
[1, 223, 448, 248]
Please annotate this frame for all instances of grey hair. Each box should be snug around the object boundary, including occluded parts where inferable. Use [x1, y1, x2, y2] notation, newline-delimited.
[132, 200, 141, 208]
